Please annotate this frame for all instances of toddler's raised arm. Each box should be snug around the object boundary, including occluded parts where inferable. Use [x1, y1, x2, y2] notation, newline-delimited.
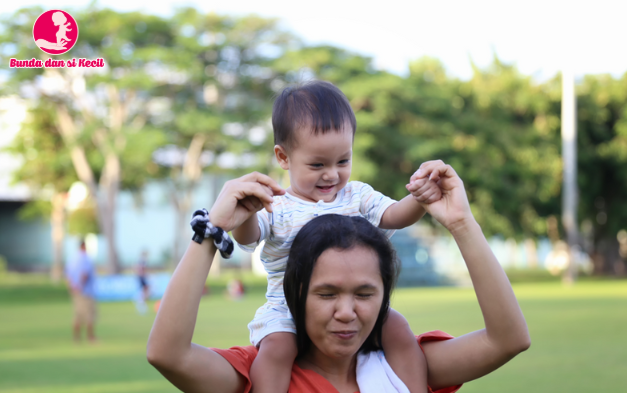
[379, 171, 442, 230]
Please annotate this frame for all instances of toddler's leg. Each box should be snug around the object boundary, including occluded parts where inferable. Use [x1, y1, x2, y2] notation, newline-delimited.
[250, 332, 298, 393]
[382, 309, 428, 393]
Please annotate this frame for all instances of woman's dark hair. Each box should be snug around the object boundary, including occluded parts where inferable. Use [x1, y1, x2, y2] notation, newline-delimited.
[272, 80, 357, 151]
[284, 214, 400, 357]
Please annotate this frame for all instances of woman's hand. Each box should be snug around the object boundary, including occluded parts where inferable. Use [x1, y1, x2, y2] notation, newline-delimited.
[209, 172, 285, 232]
[407, 160, 473, 234]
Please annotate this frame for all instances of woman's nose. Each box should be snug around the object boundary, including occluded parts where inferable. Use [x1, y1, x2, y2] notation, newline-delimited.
[334, 296, 356, 322]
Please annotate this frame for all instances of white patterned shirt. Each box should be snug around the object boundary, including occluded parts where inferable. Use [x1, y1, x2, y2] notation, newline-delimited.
[238, 181, 397, 303]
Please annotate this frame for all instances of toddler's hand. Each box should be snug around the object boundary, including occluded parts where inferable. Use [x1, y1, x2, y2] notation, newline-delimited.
[238, 184, 273, 213]
[406, 160, 473, 232]
[406, 171, 442, 204]
[209, 172, 285, 232]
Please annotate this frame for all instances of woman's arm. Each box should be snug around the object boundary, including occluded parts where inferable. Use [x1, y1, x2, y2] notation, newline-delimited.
[147, 172, 284, 392]
[407, 161, 531, 390]
[147, 241, 246, 393]
[422, 219, 530, 390]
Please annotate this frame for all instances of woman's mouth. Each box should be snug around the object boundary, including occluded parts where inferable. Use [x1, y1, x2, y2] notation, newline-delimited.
[316, 185, 335, 193]
[332, 330, 357, 340]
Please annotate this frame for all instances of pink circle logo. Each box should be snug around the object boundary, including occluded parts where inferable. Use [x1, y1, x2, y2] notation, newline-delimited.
[32, 10, 79, 55]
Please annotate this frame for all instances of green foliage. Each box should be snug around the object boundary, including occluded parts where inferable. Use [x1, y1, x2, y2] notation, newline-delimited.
[67, 204, 100, 236]
[120, 126, 169, 191]
[16, 199, 52, 222]
[3, 100, 77, 195]
[148, 8, 299, 179]
[0, 7, 174, 200]
[334, 57, 563, 239]
[2, 99, 75, 222]
[273, 45, 377, 83]
[576, 74, 627, 244]
[0, 255, 7, 277]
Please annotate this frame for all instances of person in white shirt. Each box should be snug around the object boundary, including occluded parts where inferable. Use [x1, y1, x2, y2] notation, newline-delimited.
[65, 240, 97, 342]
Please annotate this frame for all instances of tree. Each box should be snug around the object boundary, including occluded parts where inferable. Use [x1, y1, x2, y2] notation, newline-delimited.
[149, 8, 298, 263]
[3, 100, 77, 281]
[575, 73, 627, 274]
[338, 57, 562, 240]
[0, 6, 168, 273]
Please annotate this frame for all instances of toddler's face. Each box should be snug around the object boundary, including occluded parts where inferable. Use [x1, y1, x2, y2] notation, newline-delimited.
[277, 126, 353, 203]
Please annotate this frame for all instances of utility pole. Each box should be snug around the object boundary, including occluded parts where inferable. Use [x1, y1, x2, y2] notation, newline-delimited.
[561, 69, 579, 285]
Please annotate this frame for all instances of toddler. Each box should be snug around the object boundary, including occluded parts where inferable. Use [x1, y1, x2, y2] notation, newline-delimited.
[233, 80, 441, 393]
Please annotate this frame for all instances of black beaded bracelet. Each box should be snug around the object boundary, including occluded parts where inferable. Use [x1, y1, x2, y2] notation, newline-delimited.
[190, 208, 234, 259]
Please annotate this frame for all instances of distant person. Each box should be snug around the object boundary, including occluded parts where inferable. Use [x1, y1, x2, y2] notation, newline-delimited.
[135, 250, 150, 314]
[65, 240, 97, 343]
[227, 278, 245, 300]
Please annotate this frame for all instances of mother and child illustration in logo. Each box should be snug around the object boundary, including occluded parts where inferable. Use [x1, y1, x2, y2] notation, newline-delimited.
[33, 10, 78, 55]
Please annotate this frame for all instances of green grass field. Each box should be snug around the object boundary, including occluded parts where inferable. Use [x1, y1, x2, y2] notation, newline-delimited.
[0, 276, 625, 393]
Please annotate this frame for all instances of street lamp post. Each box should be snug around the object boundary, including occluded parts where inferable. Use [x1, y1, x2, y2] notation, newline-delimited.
[561, 69, 579, 284]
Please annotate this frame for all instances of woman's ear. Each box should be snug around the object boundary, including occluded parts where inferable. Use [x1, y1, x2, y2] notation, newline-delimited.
[275, 145, 290, 170]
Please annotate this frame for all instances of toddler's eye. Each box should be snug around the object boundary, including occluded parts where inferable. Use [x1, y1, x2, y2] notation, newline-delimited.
[339, 159, 350, 165]
[309, 163, 323, 168]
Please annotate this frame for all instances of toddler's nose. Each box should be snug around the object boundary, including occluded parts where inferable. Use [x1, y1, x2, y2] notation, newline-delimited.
[322, 169, 338, 182]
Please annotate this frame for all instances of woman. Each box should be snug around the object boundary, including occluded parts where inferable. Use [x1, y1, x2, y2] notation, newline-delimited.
[147, 161, 531, 392]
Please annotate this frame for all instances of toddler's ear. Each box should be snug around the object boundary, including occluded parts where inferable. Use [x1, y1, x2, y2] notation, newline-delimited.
[274, 145, 290, 170]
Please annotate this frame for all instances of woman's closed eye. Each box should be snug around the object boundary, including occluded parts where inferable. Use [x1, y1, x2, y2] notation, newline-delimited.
[356, 293, 374, 299]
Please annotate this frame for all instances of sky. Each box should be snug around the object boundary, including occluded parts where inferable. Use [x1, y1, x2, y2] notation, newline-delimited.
[1, 0, 626, 81]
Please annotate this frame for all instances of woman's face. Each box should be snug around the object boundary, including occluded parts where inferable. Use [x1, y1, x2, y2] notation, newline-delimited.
[304, 245, 384, 360]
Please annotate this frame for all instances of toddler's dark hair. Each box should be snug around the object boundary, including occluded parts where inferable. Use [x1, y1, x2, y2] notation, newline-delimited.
[272, 80, 357, 151]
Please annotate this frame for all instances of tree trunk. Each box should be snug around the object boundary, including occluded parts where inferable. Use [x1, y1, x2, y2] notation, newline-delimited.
[50, 192, 66, 283]
[170, 186, 193, 267]
[525, 239, 538, 269]
[561, 68, 579, 285]
[591, 236, 622, 275]
[99, 153, 122, 274]
[169, 133, 207, 267]
[56, 100, 125, 275]
[209, 173, 223, 277]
